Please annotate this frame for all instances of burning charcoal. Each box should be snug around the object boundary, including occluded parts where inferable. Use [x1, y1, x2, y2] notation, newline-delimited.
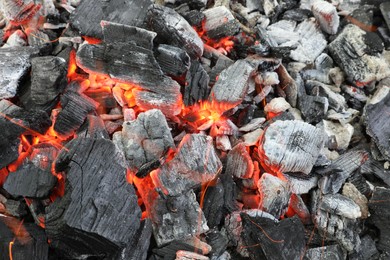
[304, 244, 346, 260]
[156, 44, 190, 76]
[202, 178, 226, 228]
[225, 143, 253, 179]
[70, 0, 150, 38]
[0, 47, 39, 99]
[147, 4, 204, 58]
[152, 239, 204, 258]
[242, 128, 263, 146]
[176, 251, 208, 260]
[77, 115, 109, 139]
[26, 28, 51, 49]
[289, 193, 311, 224]
[3, 163, 56, 198]
[241, 214, 306, 260]
[328, 24, 390, 85]
[202, 6, 240, 39]
[368, 187, 390, 254]
[0, 195, 28, 218]
[184, 60, 210, 106]
[283, 173, 318, 194]
[113, 109, 174, 172]
[364, 86, 390, 160]
[276, 64, 298, 107]
[206, 230, 228, 259]
[216, 135, 231, 151]
[264, 97, 291, 115]
[54, 86, 98, 137]
[46, 138, 141, 258]
[30, 56, 67, 106]
[313, 191, 361, 251]
[0, 0, 41, 25]
[76, 40, 182, 116]
[120, 219, 152, 260]
[209, 60, 255, 111]
[342, 183, 369, 219]
[154, 134, 222, 196]
[322, 120, 354, 150]
[290, 19, 327, 63]
[311, 0, 339, 34]
[257, 173, 291, 218]
[5, 29, 27, 47]
[260, 120, 325, 174]
[318, 150, 368, 194]
[0, 215, 48, 259]
[209, 57, 234, 85]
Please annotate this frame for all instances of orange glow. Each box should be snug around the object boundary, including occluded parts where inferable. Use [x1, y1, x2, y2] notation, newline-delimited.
[180, 100, 228, 129]
[0, 168, 9, 186]
[9, 3, 41, 26]
[195, 21, 235, 53]
[82, 36, 102, 44]
[67, 49, 78, 81]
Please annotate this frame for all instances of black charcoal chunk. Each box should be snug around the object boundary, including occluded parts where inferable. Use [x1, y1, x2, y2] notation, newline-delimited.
[147, 4, 204, 58]
[361, 156, 390, 186]
[184, 60, 210, 106]
[156, 44, 190, 76]
[203, 6, 240, 40]
[203, 178, 225, 228]
[304, 245, 346, 260]
[46, 138, 141, 258]
[70, 0, 151, 38]
[241, 214, 306, 260]
[77, 115, 109, 139]
[349, 235, 379, 260]
[120, 219, 152, 260]
[381, 2, 390, 31]
[209, 56, 234, 85]
[206, 230, 229, 259]
[30, 56, 67, 106]
[369, 187, 390, 254]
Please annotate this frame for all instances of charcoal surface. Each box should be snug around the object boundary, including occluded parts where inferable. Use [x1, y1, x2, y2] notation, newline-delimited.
[260, 120, 325, 174]
[202, 6, 240, 39]
[241, 214, 306, 260]
[184, 60, 210, 106]
[46, 138, 141, 258]
[120, 219, 152, 260]
[369, 187, 390, 254]
[3, 162, 57, 198]
[155, 134, 222, 196]
[0, 216, 48, 260]
[147, 4, 204, 58]
[30, 56, 67, 106]
[70, 0, 151, 38]
[113, 109, 174, 172]
[225, 143, 253, 179]
[304, 244, 346, 260]
[156, 44, 190, 76]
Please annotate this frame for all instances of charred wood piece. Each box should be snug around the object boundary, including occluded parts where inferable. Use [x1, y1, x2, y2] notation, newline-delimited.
[260, 120, 325, 174]
[119, 219, 152, 260]
[147, 4, 204, 58]
[225, 143, 253, 179]
[184, 60, 210, 106]
[156, 44, 190, 76]
[30, 56, 67, 106]
[311, 0, 339, 35]
[113, 109, 174, 172]
[154, 134, 222, 196]
[46, 138, 141, 258]
[70, 0, 151, 38]
[0, 0, 41, 25]
[203, 6, 240, 40]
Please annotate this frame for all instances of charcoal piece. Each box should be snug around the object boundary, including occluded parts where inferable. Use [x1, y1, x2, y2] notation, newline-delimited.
[0, 195, 28, 218]
[257, 173, 291, 218]
[0, 47, 37, 99]
[184, 60, 210, 106]
[260, 120, 325, 174]
[318, 150, 368, 194]
[225, 143, 254, 179]
[241, 214, 306, 260]
[209, 60, 254, 111]
[206, 230, 228, 259]
[0, 216, 48, 260]
[342, 183, 369, 218]
[156, 44, 190, 76]
[154, 134, 222, 196]
[203, 6, 240, 39]
[289, 19, 327, 63]
[322, 120, 354, 150]
[202, 178, 225, 228]
[347, 169, 372, 197]
[381, 2, 390, 31]
[147, 4, 203, 58]
[46, 138, 141, 258]
[307, 81, 345, 111]
[120, 219, 152, 260]
[76, 42, 182, 116]
[328, 24, 390, 85]
[26, 29, 51, 48]
[312, 191, 361, 251]
[209, 57, 234, 85]
[0, 0, 41, 24]
[30, 56, 67, 106]
[283, 173, 318, 194]
[113, 109, 174, 172]
[54, 88, 97, 137]
[276, 64, 298, 107]
[100, 21, 155, 49]
[364, 89, 390, 161]
[70, 0, 151, 38]
[368, 187, 390, 254]
[0, 138, 20, 170]
[182, 9, 205, 26]
[350, 235, 379, 260]
[289, 194, 311, 224]
[311, 0, 339, 34]
[153, 240, 204, 258]
[304, 245, 346, 260]
[176, 251, 208, 259]
[298, 93, 328, 124]
[77, 115, 109, 139]
[282, 8, 311, 21]
[361, 157, 390, 186]
[3, 162, 56, 199]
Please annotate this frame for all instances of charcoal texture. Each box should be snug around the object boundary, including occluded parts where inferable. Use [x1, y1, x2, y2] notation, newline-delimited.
[46, 138, 141, 258]
[156, 44, 190, 76]
[184, 60, 210, 106]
